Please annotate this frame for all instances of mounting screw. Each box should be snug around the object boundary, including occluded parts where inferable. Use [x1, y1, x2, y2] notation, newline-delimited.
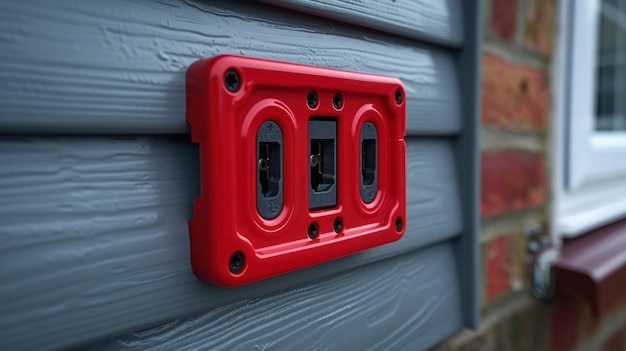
[333, 217, 343, 233]
[308, 221, 319, 239]
[395, 216, 403, 232]
[258, 158, 269, 171]
[332, 92, 343, 109]
[229, 251, 244, 274]
[307, 90, 318, 109]
[224, 70, 240, 92]
[394, 88, 403, 105]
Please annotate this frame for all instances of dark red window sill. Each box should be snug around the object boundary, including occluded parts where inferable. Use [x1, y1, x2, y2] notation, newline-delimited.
[552, 218, 626, 316]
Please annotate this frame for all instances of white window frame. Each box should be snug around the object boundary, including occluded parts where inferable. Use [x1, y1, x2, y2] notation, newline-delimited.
[552, 0, 626, 240]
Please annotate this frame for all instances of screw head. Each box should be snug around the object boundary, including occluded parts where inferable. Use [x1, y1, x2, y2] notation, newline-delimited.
[308, 221, 319, 239]
[333, 217, 343, 233]
[394, 88, 403, 105]
[395, 216, 403, 232]
[332, 92, 343, 109]
[229, 251, 245, 274]
[307, 90, 318, 109]
[258, 158, 269, 171]
[224, 70, 241, 92]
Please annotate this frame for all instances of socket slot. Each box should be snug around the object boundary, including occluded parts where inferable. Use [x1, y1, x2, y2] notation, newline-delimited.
[308, 118, 337, 210]
[256, 121, 283, 219]
[360, 122, 377, 203]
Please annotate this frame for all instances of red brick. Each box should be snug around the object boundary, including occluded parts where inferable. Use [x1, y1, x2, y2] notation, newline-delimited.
[485, 233, 525, 301]
[491, 0, 518, 40]
[481, 53, 549, 131]
[480, 149, 546, 216]
[525, 0, 556, 55]
[485, 235, 510, 301]
[550, 298, 584, 351]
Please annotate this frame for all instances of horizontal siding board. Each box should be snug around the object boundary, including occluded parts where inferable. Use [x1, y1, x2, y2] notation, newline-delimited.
[0, 136, 461, 350]
[88, 242, 463, 351]
[257, 0, 463, 47]
[0, 0, 461, 136]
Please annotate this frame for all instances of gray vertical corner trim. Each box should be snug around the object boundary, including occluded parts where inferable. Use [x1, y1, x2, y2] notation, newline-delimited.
[88, 242, 464, 351]
[0, 0, 461, 136]
[453, 0, 483, 329]
[256, 0, 463, 47]
[0, 137, 460, 350]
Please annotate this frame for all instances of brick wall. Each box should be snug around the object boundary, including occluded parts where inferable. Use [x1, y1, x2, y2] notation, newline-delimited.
[432, 0, 626, 350]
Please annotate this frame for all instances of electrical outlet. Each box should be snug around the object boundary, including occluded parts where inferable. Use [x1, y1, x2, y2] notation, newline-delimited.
[360, 121, 377, 203]
[308, 118, 336, 210]
[186, 55, 406, 286]
[257, 121, 283, 219]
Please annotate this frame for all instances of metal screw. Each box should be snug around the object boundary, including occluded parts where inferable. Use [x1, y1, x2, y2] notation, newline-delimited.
[332, 92, 343, 109]
[307, 90, 318, 109]
[258, 158, 269, 171]
[309, 154, 322, 168]
[395, 216, 403, 231]
[333, 217, 343, 233]
[229, 251, 244, 273]
[394, 88, 403, 105]
[308, 221, 319, 239]
[224, 70, 240, 92]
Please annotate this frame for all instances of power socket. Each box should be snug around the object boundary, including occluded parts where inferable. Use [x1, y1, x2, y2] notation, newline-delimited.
[256, 121, 283, 219]
[308, 118, 336, 210]
[360, 121, 377, 203]
[186, 55, 406, 286]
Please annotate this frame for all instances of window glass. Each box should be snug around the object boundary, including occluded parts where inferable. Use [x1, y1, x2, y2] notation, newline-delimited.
[595, 0, 626, 130]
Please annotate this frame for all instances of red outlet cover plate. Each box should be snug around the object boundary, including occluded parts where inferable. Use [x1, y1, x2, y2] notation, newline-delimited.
[187, 55, 405, 286]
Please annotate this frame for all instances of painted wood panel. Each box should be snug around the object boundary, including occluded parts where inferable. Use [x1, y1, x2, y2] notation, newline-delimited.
[0, 0, 461, 136]
[88, 242, 463, 350]
[257, 0, 463, 46]
[0, 136, 460, 350]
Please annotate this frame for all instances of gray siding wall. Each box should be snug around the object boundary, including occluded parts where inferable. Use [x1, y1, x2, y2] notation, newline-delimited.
[258, 0, 464, 46]
[0, 0, 461, 135]
[0, 137, 461, 349]
[0, 0, 480, 349]
[90, 243, 463, 351]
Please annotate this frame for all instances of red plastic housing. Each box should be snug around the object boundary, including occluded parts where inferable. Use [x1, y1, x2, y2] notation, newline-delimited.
[187, 55, 406, 286]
